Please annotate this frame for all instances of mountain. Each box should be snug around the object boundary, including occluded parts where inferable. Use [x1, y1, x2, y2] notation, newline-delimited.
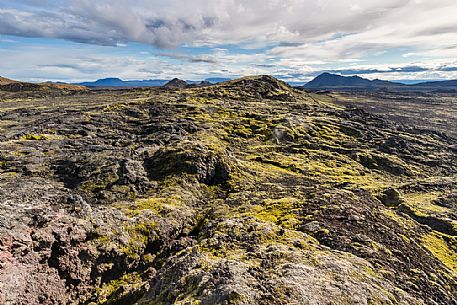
[163, 78, 188, 88]
[77, 78, 169, 88]
[304, 73, 457, 92]
[78, 77, 126, 87]
[186, 80, 213, 88]
[415, 79, 457, 87]
[75, 77, 231, 88]
[0, 75, 456, 304]
[205, 77, 232, 83]
[304, 72, 405, 90]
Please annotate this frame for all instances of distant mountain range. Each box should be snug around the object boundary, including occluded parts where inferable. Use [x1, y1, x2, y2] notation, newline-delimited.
[75, 77, 232, 88]
[77, 78, 169, 87]
[303, 73, 457, 92]
[76, 74, 457, 92]
[3, 73, 457, 93]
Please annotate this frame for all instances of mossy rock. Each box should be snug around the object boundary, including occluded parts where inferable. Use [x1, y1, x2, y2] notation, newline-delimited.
[145, 142, 231, 186]
[378, 188, 403, 207]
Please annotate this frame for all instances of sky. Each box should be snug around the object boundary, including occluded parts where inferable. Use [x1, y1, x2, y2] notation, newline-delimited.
[1, 0, 457, 83]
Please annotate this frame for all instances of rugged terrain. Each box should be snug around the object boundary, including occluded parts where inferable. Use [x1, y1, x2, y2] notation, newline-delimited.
[0, 76, 456, 305]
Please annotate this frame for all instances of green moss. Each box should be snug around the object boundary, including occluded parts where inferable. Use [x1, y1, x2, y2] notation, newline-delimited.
[95, 235, 112, 248]
[364, 266, 377, 277]
[20, 133, 48, 140]
[381, 208, 416, 230]
[314, 122, 343, 141]
[399, 234, 410, 244]
[118, 196, 183, 217]
[18, 133, 65, 141]
[403, 192, 449, 216]
[93, 272, 143, 305]
[238, 197, 300, 229]
[79, 173, 119, 193]
[422, 233, 457, 273]
[104, 103, 127, 112]
[245, 148, 389, 191]
[120, 222, 156, 259]
[226, 119, 271, 140]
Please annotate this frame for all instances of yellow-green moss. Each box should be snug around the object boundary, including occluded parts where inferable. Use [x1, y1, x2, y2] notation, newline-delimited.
[422, 233, 457, 273]
[79, 173, 119, 192]
[381, 209, 416, 230]
[104, 103, 127, 112]
[127, 196, 183, 216]
[18, 133, 65, 141]
[238, 197, 300, 229]
[20, 134, 49, 140]
[120, 222, 156, 259]
[92, 272, 143, 305]
[403, 192, 449, 216]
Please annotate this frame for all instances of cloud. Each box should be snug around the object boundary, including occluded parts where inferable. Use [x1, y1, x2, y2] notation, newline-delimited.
[2, 0, 457, 82]
[1, 0, 456, 55]
[157, 52, 219, 64]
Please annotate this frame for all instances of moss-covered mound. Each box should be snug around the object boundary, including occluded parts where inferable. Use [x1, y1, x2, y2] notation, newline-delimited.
[0, 76, 456, 304]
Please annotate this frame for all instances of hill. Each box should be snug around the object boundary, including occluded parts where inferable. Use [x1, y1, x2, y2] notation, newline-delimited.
[0, 76, 18, 85]
[0, 76, 87, 92]
[163, 78, 188, 88]
[0, 76, 455, 304]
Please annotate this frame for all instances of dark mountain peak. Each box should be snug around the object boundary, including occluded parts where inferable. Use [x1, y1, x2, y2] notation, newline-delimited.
[304, 73, 457, 92]
[78, 77, 125, 87]
[304, 73, 405, 90]
[100, 77, 122, 81]
[96, 77, 124, 84]
[306, 73, 371, 88]
[317, 72, 335, 78]
[163, 78, 188, 88]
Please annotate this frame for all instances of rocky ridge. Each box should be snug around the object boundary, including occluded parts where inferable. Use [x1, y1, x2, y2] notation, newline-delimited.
[0, 76, 456, 304]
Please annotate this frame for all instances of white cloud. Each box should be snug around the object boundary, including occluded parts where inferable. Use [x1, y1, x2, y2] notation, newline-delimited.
[1, 0, 457, 81]
[1, 0, 456, 52]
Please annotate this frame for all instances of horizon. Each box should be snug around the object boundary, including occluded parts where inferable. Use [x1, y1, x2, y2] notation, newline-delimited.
[1, 1, 457, 83]
[2, 72, 451, 87]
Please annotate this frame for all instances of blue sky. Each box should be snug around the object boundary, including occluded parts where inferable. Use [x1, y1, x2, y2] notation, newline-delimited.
[1, 0, 457, 83]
